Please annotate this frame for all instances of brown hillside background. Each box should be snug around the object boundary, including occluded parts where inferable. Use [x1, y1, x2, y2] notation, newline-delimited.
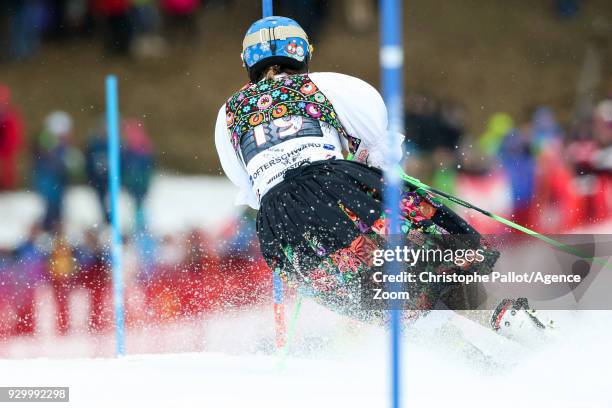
[2, 0, 612, 175]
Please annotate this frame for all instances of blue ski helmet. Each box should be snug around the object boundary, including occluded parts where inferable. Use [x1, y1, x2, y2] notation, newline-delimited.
[241, 16, 312, 83]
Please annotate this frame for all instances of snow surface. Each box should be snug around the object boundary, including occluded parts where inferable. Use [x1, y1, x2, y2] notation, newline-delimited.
[1, 305, 611, 408]
[1, 175, 612, 407]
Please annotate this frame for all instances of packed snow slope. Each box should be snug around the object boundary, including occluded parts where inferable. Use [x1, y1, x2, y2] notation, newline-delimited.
[0, 305, 611, 408]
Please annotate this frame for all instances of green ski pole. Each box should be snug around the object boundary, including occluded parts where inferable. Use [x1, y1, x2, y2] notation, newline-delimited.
[398, 167, 609, 266]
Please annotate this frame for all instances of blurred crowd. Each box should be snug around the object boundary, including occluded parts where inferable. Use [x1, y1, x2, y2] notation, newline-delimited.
[0, 81, 271, 339]
[0, 0, 581, 62]
[0, 209, 270, 338]
[0, 0, 205, 60]
[0, 0, 375, 61]
[404, 93, 612, 233]
[0, 84, 154, 231]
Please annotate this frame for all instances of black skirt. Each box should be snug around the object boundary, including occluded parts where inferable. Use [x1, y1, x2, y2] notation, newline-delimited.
[256, 159, 497, 323]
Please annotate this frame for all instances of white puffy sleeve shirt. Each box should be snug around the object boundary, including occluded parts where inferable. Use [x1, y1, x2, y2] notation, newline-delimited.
[214, 72, 404, 209]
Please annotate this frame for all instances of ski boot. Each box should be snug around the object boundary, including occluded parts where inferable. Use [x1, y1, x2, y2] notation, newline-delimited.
[491, 298, 554, 347]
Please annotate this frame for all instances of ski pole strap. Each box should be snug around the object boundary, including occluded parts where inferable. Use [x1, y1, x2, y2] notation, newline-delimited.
[397, 167, 610, 268]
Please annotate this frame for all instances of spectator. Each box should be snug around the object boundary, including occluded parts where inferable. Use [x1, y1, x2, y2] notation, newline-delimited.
[85, 121, 110, 223]
[343, 0, 375, 33]
[75, 229, 110, 332]
[122, 118, 154, 232]
[160, 0, 200, 45]
[555, 0, 580, 19]
[33, 111, 82, 231]
[0, 248, 15, 338]
[404, 93, 440, 154]
[5, 0, 42, 61]
[65, 0, 92, 34]
[593, 100, 612, 154]
[48, 227, 75, 335]
[530, 107, 580, 231]
[13, 224, 49, 335]
[478, 112, 514, 157]
[93, 0, 135, 55]
[567, 118, 597, 177]
[45, 0, 70, 39]
[590, 100, 612, 217]
[145, 233, 183, 320]
[437, 101, 466, 152]
[531, 107, 563, 152]
[431, 101, 467, 194]
[404, 95, 466, 184]
[498, 125, 536, 228]
[131, 0, 166, 58]
[0, 85, 23, 190]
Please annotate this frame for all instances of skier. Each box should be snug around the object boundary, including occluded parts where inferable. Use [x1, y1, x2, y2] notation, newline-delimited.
[214, 16, 549, 334]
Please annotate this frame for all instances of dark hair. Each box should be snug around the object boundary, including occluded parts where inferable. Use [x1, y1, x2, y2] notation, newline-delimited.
[255, 64, 307, 83]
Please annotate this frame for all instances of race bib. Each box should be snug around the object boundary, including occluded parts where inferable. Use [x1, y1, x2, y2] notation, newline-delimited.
[240, 116, 323, 165]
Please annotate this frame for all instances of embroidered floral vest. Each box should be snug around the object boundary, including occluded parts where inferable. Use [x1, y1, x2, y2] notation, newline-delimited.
[225, 73, 361, 164]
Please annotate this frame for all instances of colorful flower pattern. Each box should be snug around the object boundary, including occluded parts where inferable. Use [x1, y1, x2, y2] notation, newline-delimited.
[305, 103, 322, 119]
[275, 182, 498, 321]
[330, 248, 363, 275]
[248, 112, 264, 126]
[256, 94, 273, 110]
[225, 74, 361, 156]
[349, 235, 379, 266]
[300, 82, 317, 95]
[272, 104, 288, 118]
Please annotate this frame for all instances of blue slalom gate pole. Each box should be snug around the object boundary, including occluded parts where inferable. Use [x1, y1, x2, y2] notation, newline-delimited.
[380, 0, 404, 407]
[262, 0, 273, 17]
[106, 75, 126, 357]
[273, 269, 286, 348]
[260, 0, 286, 349]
